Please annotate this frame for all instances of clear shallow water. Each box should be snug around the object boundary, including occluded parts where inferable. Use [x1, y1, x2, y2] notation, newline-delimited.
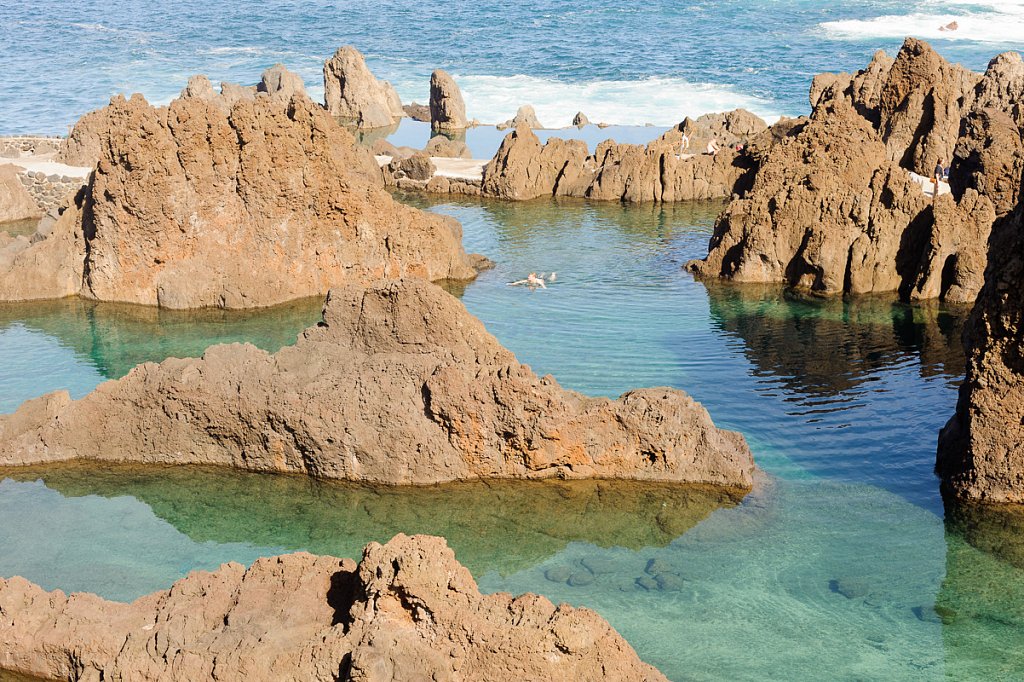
[0, 196, 1021, 679]
[2, 0, 1022, 133]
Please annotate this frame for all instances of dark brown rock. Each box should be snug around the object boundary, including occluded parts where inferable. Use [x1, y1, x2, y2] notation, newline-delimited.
[690, 40, 1024, 303]
[937, 179, 1024, 503]
[429, 69, 467, 131]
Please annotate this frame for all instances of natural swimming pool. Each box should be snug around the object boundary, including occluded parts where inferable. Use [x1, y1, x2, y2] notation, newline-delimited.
[1, 196, 1020, 680]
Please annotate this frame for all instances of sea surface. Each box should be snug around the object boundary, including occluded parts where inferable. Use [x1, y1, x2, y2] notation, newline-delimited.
[2, 0, 1024, 133]
[2, 197, 1023, 680]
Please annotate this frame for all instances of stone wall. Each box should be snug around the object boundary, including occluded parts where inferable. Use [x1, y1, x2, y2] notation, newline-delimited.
[0, 136, 64, 158]
[16, 171, 85, 213]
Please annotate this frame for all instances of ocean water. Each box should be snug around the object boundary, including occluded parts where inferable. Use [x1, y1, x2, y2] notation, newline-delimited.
[2, 197, 1022, 679]
[2, 0, 1023, 133]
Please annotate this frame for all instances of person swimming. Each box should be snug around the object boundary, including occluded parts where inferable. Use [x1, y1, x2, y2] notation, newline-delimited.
[508, 272, 547, 288]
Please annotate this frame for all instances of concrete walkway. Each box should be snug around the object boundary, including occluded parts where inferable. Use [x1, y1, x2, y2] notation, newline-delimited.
[5, 153, 91, 179]
[377, 155, 487, 182]
[908, 171, 951, 198]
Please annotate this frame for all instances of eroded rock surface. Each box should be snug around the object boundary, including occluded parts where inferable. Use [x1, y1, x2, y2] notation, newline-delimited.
[937, 177, 1024, 503]
[481, 115, 764, 203]
[324, 46, 404, 129]
[0, 279, 754, 489]
[689, 39, 1024, 302]
[429, 69, 467, 132]
[0, 534, 668, 682]
[0, 88, 478, 309]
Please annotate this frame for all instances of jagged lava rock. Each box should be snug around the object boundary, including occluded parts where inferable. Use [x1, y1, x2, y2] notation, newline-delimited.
[258, 63, 307, 100]
[429, 69, 467, 131]
[0, 90, 478, 308]
[687, 101, 935, 296]
[323, 45, 404, 129]
[0, 279, 755, 489]
[482, 114, 763, 203]
[689, 39, 1023, 303]
[0, 534, 668, 681]
[499, 104, 542, 130]
[937, 178, 1024, 503]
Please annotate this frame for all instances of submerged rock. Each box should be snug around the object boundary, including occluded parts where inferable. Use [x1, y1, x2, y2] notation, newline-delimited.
[0, 278, 755, 488]
[688, 39, 1024, 303]
[429, 69, 467, 131]
[323, 45, 404, 129]
[0, 88, 478, 309]
[0, 534, 668, 681]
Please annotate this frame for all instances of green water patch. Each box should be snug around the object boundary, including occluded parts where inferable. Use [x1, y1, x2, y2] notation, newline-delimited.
[0, 218, 39, 238]
[0, 462, 741, 584]
[0, 297, 322, 411]
[939, 502, 1024, 679]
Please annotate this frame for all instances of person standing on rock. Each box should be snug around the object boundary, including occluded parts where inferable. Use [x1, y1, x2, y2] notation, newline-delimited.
[933, 159, 944, 198]
[680, 133, 690, 155]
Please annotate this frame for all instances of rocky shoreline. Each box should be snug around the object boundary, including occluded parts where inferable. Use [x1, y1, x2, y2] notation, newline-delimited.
[0, 534, 667, 681]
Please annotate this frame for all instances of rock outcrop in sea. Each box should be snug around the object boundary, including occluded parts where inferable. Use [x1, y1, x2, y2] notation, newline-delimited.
[0, 84, 478, 309]
[688, 39, 1024, 302]
[323, 45, 404, 129]
[429, 69, 467, 131]
[0, 278, 755, 489]
[0, 534, 668, 681]
[499, 104, 544, 130]
[480, 110, 767, 202]
[936, 171, 1024, 503]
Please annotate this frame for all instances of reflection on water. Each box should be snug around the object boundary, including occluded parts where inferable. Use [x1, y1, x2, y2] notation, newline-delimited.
[705, 282, 967, 398]
[0, 462, 740, 585]
[0, 297, 321, 411]
[0, 193, 1019, 679]
[940, 502, 1024, 679]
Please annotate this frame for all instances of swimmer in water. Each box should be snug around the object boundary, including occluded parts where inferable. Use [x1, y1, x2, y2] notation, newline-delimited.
[508, 272, 547, 288]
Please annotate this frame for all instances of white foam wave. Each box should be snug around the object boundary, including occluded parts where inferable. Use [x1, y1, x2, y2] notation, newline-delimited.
[395, 74, 781, 128]
[820, 0, 1024, 44]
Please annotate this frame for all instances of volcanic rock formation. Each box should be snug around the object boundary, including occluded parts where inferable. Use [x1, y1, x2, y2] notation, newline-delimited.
[323, 46, 404, 129]
[429, 69, 467, 132]
[0, 534, 668, 681]
[689, 39, 1024, 302]
[937, 175, 1024, 503]
[481, 110, 766, 202]
[499, 105, 543, 130]
[0, 278, 755, 489]
[0, 87, 478, 309]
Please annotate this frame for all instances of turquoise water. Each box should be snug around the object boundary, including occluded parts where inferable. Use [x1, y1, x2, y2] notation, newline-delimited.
[3, 1, 1022, 133]
[2, 195, 1021, 679]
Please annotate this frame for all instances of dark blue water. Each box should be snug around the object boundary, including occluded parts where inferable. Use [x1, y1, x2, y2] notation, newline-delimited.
[2, 0, 1020, 133]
